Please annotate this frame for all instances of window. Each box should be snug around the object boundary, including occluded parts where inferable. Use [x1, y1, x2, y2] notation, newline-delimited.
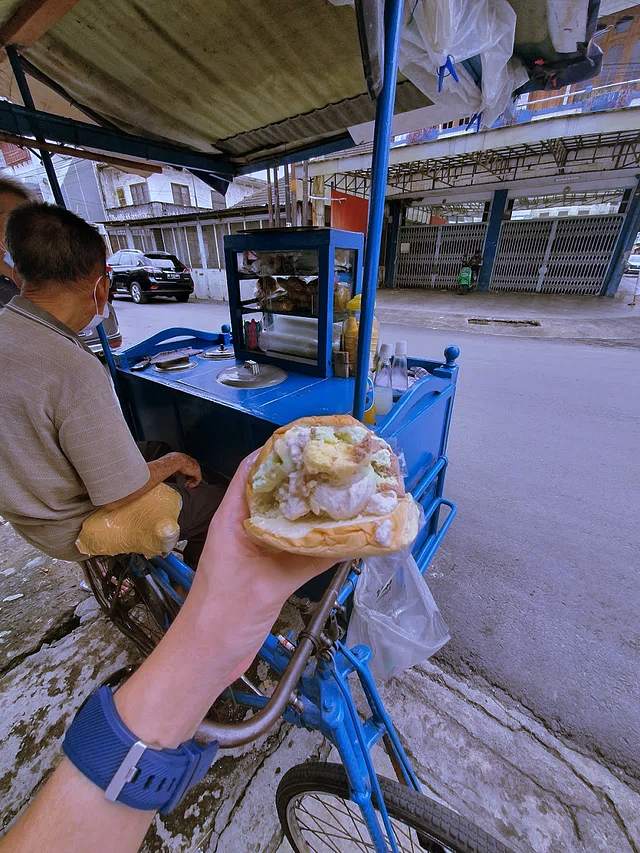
[130, 181, 150, 204]
[152, 228, 164, 251]
[162, 228, 176, 255]
[174, 226, 189, 263]
[631, 39, 640, 63]
[185, 226, 201, 267]
[0, 143, 30, 166]
[600, 44, 624, 85]
[171, 183, 191, 206]
[614, 16, 633, 34]
[201, 224, 219, 268]
[116, 187, 126, 207]
[210, 189, 225, 210]
[132, 234, 144, 251]
[109, 233, 128, 252]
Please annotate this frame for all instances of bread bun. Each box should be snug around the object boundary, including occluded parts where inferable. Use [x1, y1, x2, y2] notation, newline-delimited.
[244, 415, 420, 558]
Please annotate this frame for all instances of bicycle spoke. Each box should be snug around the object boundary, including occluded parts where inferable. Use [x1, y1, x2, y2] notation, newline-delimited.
[312, 794, 367, 841]
[295, 801, 373, 852]
[293, 791, 439, 853]
[296, 806, 361, 850]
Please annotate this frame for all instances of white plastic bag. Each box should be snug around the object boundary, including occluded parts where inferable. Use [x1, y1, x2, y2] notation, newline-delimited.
[398, 0, 528, 128]
[346, 551, 450, 681]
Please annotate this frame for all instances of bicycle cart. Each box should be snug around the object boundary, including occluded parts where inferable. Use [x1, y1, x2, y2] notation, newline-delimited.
[0, 0, 597, 847]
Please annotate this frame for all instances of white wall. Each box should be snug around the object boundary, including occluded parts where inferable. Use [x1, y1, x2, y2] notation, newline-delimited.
[100, 165, 264, 210]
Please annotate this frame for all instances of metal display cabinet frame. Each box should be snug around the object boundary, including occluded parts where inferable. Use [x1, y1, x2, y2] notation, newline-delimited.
[224, 228, 364, 378]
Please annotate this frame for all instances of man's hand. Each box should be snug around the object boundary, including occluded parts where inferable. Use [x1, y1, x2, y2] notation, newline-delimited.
[173, 453, 202, 488]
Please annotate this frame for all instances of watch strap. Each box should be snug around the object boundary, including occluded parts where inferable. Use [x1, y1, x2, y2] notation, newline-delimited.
[63, 686, 218, 814]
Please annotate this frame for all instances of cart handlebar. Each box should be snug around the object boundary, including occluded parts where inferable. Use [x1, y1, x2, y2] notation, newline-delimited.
[196, 559, 355, 748]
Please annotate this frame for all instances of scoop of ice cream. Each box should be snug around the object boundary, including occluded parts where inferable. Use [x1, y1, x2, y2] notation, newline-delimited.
[303, 438, 369, 483]
[309, 467, 377, 520]
[366, 490, 399, 516]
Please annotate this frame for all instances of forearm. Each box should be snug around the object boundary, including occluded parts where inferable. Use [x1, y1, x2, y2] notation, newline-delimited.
[100, 454, 186, 512]
[1, 582, 273, 853]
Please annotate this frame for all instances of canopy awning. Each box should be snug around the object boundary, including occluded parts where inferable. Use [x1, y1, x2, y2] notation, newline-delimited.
[0, 0, 600, 177]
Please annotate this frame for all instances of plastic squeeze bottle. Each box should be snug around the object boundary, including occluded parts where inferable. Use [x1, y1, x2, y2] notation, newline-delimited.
[374, 350, 393, 417]
[391, 340, 408, 401]
[342, 297, 359, 377]
[373, 342, 392, 376]
[342, 294, 378, 377]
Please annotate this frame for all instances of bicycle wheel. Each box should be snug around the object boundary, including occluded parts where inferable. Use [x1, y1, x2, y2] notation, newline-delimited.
[277, 763, 515, 853]
[83, 555, 179, 655]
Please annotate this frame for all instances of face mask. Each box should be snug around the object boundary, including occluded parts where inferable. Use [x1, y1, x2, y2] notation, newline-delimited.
[3, 251, 12, 269]
[80, 277, 110, 335]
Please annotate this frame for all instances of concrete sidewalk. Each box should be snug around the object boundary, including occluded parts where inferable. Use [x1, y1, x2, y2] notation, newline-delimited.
[375, 274, 640, 346]
[1, 522, 639, 852]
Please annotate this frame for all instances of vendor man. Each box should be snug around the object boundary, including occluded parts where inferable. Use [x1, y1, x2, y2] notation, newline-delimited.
[0, 203, 222, 567]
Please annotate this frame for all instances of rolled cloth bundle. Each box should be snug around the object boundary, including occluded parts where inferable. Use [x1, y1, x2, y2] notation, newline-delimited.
[245, 415, 420, 558]
[76, 483, 182, 558]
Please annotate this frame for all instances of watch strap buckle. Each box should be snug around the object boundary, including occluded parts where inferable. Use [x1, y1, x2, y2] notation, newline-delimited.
[104, 740, 147, 802]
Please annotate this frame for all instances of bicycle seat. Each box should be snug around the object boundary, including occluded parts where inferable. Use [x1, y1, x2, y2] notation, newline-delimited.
[76, 483, 181, 558]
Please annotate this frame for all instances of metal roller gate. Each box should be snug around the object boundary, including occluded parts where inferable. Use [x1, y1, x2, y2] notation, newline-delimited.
[394, 222, 488, 289]
[489, 214, 624, 295]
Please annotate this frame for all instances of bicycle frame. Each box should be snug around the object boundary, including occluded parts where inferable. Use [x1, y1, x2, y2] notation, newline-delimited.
[142, 538, 450, 853]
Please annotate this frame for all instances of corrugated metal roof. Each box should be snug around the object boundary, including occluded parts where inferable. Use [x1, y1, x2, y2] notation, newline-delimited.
[0, 0, 433, 167]
[15, 1, 375, 152]
[0, 0, 594, 171]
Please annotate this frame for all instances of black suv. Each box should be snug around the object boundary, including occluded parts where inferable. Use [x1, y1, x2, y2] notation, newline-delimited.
[107, 250, 194, 304]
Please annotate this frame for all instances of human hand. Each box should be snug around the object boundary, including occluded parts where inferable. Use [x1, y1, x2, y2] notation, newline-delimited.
[187, 452, 337, 666]
[174, 453, 202, 488]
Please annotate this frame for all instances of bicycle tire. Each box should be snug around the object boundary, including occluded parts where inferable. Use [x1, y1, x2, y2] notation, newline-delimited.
[83, 556, 178, 655]
[276, 763, 516, 853]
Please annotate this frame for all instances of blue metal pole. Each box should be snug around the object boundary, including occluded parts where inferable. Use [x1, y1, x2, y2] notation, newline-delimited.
[601, 176, 640, 297]
[6, 47, 66, 208]
[477, 189, 508, 292]
[7, 47, 125, 403]
[353, 0, 404, 421]
[96, 322, 120, 387]
[383, 200, 402, 288]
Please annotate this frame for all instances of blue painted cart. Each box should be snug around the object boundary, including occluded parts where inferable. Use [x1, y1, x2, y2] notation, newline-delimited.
[0, 0, 529, 847]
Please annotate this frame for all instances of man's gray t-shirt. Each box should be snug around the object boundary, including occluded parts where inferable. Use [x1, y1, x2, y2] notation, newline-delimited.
[0, 295, 149, 561]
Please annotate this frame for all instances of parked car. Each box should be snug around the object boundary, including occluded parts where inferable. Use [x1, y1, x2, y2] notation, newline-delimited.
[107, 249, 194, 304]
[77, 300, 122, 355]
[625, 253, 640, 275]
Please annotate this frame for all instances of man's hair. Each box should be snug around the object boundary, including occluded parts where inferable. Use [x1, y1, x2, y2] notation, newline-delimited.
[5, 203, 106, 287]
[0, 177, 32, 203]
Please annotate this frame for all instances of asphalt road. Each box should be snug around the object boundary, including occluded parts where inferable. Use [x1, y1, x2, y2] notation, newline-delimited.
[113, 296, 640, 779]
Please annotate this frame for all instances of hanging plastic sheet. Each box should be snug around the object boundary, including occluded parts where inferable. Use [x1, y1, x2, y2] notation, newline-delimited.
[398, 0, 528, 127]
[331, 0, 528, 129]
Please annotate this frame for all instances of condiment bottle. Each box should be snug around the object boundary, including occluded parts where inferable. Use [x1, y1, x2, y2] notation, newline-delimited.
[373, 342, 392, 377]
[391, 340, 408, 401]
[342, 294, 378, 377]
[374, 351, 393, 417]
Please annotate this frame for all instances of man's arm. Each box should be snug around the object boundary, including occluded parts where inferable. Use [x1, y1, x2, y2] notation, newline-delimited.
[1, 454, 335, 853]
[99, 452, 202, 512]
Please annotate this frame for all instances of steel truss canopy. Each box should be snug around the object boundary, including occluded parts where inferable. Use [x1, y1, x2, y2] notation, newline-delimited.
[0, 0, 598, 179]
[314, 110, 640, 202]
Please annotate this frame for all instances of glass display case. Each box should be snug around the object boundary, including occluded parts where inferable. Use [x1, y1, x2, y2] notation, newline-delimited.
[224, 228, 364, 377]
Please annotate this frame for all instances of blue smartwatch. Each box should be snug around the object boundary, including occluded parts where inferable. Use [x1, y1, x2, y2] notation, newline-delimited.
[63, 685, 218, 814]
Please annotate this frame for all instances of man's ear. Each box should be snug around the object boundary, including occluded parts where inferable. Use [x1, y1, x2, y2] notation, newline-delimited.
[97, 274, 110, 307]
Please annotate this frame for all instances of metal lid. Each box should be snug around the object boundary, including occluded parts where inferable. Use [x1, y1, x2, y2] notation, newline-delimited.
[152, 359, 198, 373]
[216, 361, 287, 388]
[199, 345, 235, 360]
[394, 340, 408, 356]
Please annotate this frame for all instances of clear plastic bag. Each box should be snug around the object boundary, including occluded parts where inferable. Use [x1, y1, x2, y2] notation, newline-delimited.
[346, 550, 450, 681]
[398, 0, 528, 127]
